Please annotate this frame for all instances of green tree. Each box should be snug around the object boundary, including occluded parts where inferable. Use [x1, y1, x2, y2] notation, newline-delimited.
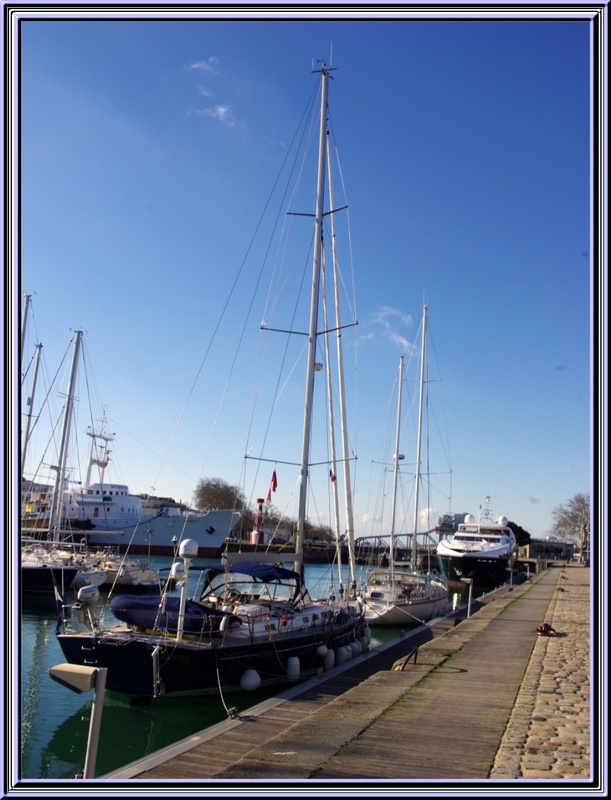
[549, 493, 590, 549]
[300, 521, 335, 543]
[242, 504, 288, 536]
[193, 477, 246, 512]
[507, 521, 531, 547]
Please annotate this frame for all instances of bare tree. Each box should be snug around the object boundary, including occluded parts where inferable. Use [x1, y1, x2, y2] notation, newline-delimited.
[549, 493, 590, 551]
[193, 477, 246, 512]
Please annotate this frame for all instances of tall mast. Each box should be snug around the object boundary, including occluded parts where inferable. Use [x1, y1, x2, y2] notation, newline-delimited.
[389, 355, 404, 588]
[48, 330, 83, 538]
[21, 293, 32, 364]
[85, 411, 115, 489]
[295, 65, 331, 576]
[412, 305, 427, 565]
[20, 292, 40, 481]
[321, 247, 343, 579]
[21, 342, 43, 479]
[326, 135, 356, 588]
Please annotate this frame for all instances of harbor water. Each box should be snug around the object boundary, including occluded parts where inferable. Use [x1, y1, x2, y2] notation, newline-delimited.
[19, 557, 470, 779]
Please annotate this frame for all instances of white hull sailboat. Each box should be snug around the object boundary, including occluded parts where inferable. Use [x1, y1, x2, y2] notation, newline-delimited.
[361, 306, 449, 626]
[56, 64, 369, 698]
[21, 330, 110, 597]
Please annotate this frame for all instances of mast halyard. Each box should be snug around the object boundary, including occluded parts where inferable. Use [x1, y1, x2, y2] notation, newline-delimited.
[48, 330, 83, 539]
[321, 246, 343, 578]
[21, 293, 32, 364]
[411, 304, 427, 566]
[295, 65, 331, 577]
[21, 293, 41, 478]
[389, 355, 404, 589]
[21, 342, 42, 480]
[326, 130, 357, 590]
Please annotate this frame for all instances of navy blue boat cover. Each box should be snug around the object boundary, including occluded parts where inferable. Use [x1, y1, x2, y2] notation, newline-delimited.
[214, 562, 300, 584]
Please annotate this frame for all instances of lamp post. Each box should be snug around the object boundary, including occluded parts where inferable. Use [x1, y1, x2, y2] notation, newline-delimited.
[49, 664, 107, 778]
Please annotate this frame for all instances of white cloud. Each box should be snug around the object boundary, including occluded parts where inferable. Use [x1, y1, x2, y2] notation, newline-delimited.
[201, 105, 235, 126]
[184, 58, 241, 128]
[419, 506, 439, 531]
[188, 57, 220, 74]
[365, 305, 416, 353]
[188, 104, 236, 127]
[372, 305, 413, 329]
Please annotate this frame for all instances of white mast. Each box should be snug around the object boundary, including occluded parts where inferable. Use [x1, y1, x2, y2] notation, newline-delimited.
[21, 342, 43, 479]
[85, 411, 115, 489]
[295, 65, 331, 577]
[321, 248, 343, 578]
[21, 293, 42, 483]
[48, 330, 83, 538]
[21, 293, 32, 364]
[389, 355, 404, 589]
[326, 135, 357, 589]
[411, 305, 427, 566]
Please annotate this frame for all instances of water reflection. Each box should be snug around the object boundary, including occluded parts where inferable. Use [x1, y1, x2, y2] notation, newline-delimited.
[40, 685, 285, 778]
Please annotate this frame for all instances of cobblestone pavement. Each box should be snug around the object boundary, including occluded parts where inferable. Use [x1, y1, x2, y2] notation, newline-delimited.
[490, 563, 591, 779]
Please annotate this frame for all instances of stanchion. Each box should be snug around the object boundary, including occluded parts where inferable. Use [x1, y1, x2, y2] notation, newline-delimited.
[49, 663, 107, 778]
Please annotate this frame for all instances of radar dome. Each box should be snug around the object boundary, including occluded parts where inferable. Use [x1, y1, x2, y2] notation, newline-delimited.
[179, 538, 199, 558]
[497, 516, 508, 526]
[464, 514, 476, 524]
[170, 562, 186, 580]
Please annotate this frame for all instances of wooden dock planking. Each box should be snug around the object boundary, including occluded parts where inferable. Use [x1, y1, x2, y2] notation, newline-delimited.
[107, 574, 561, 781]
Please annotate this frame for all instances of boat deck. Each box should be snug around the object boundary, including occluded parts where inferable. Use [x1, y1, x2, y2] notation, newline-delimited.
[104, 565, 574, 782]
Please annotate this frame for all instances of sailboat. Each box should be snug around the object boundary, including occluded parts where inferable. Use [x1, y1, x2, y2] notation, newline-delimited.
[55, 65, 369, 698]
[360, 306, 449, 625]
[20, 322, 169, 595]
[20, 328, 109, 596]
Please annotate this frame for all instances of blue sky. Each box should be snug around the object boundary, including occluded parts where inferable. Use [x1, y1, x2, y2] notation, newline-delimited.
[15, 11, 593, 540]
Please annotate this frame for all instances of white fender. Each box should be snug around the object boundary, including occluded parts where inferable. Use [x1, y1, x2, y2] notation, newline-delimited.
[240, 669, 261, 691]
[361, 624, 371, 646]
[287, 656, 300, 682]
[323, 649, 335, 671]
[335, 646, 349, 664]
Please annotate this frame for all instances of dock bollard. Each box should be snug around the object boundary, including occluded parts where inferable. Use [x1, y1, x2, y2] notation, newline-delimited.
[460, 578, 473, 617]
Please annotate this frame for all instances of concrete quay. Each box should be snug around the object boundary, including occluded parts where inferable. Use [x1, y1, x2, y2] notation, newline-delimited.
[105, 563, 592, 785]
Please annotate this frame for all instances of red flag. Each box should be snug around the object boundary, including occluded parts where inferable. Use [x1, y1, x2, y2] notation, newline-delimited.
[271, 470, 278, 492]
[329, 469, 337, 483]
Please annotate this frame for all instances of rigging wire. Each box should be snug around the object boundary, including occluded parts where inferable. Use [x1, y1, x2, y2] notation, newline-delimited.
[146, 82, 322, 514]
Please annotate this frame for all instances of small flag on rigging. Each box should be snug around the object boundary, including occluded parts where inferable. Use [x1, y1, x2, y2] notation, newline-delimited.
[329, 469, 337, 483]
[266, 470, 278, 504]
